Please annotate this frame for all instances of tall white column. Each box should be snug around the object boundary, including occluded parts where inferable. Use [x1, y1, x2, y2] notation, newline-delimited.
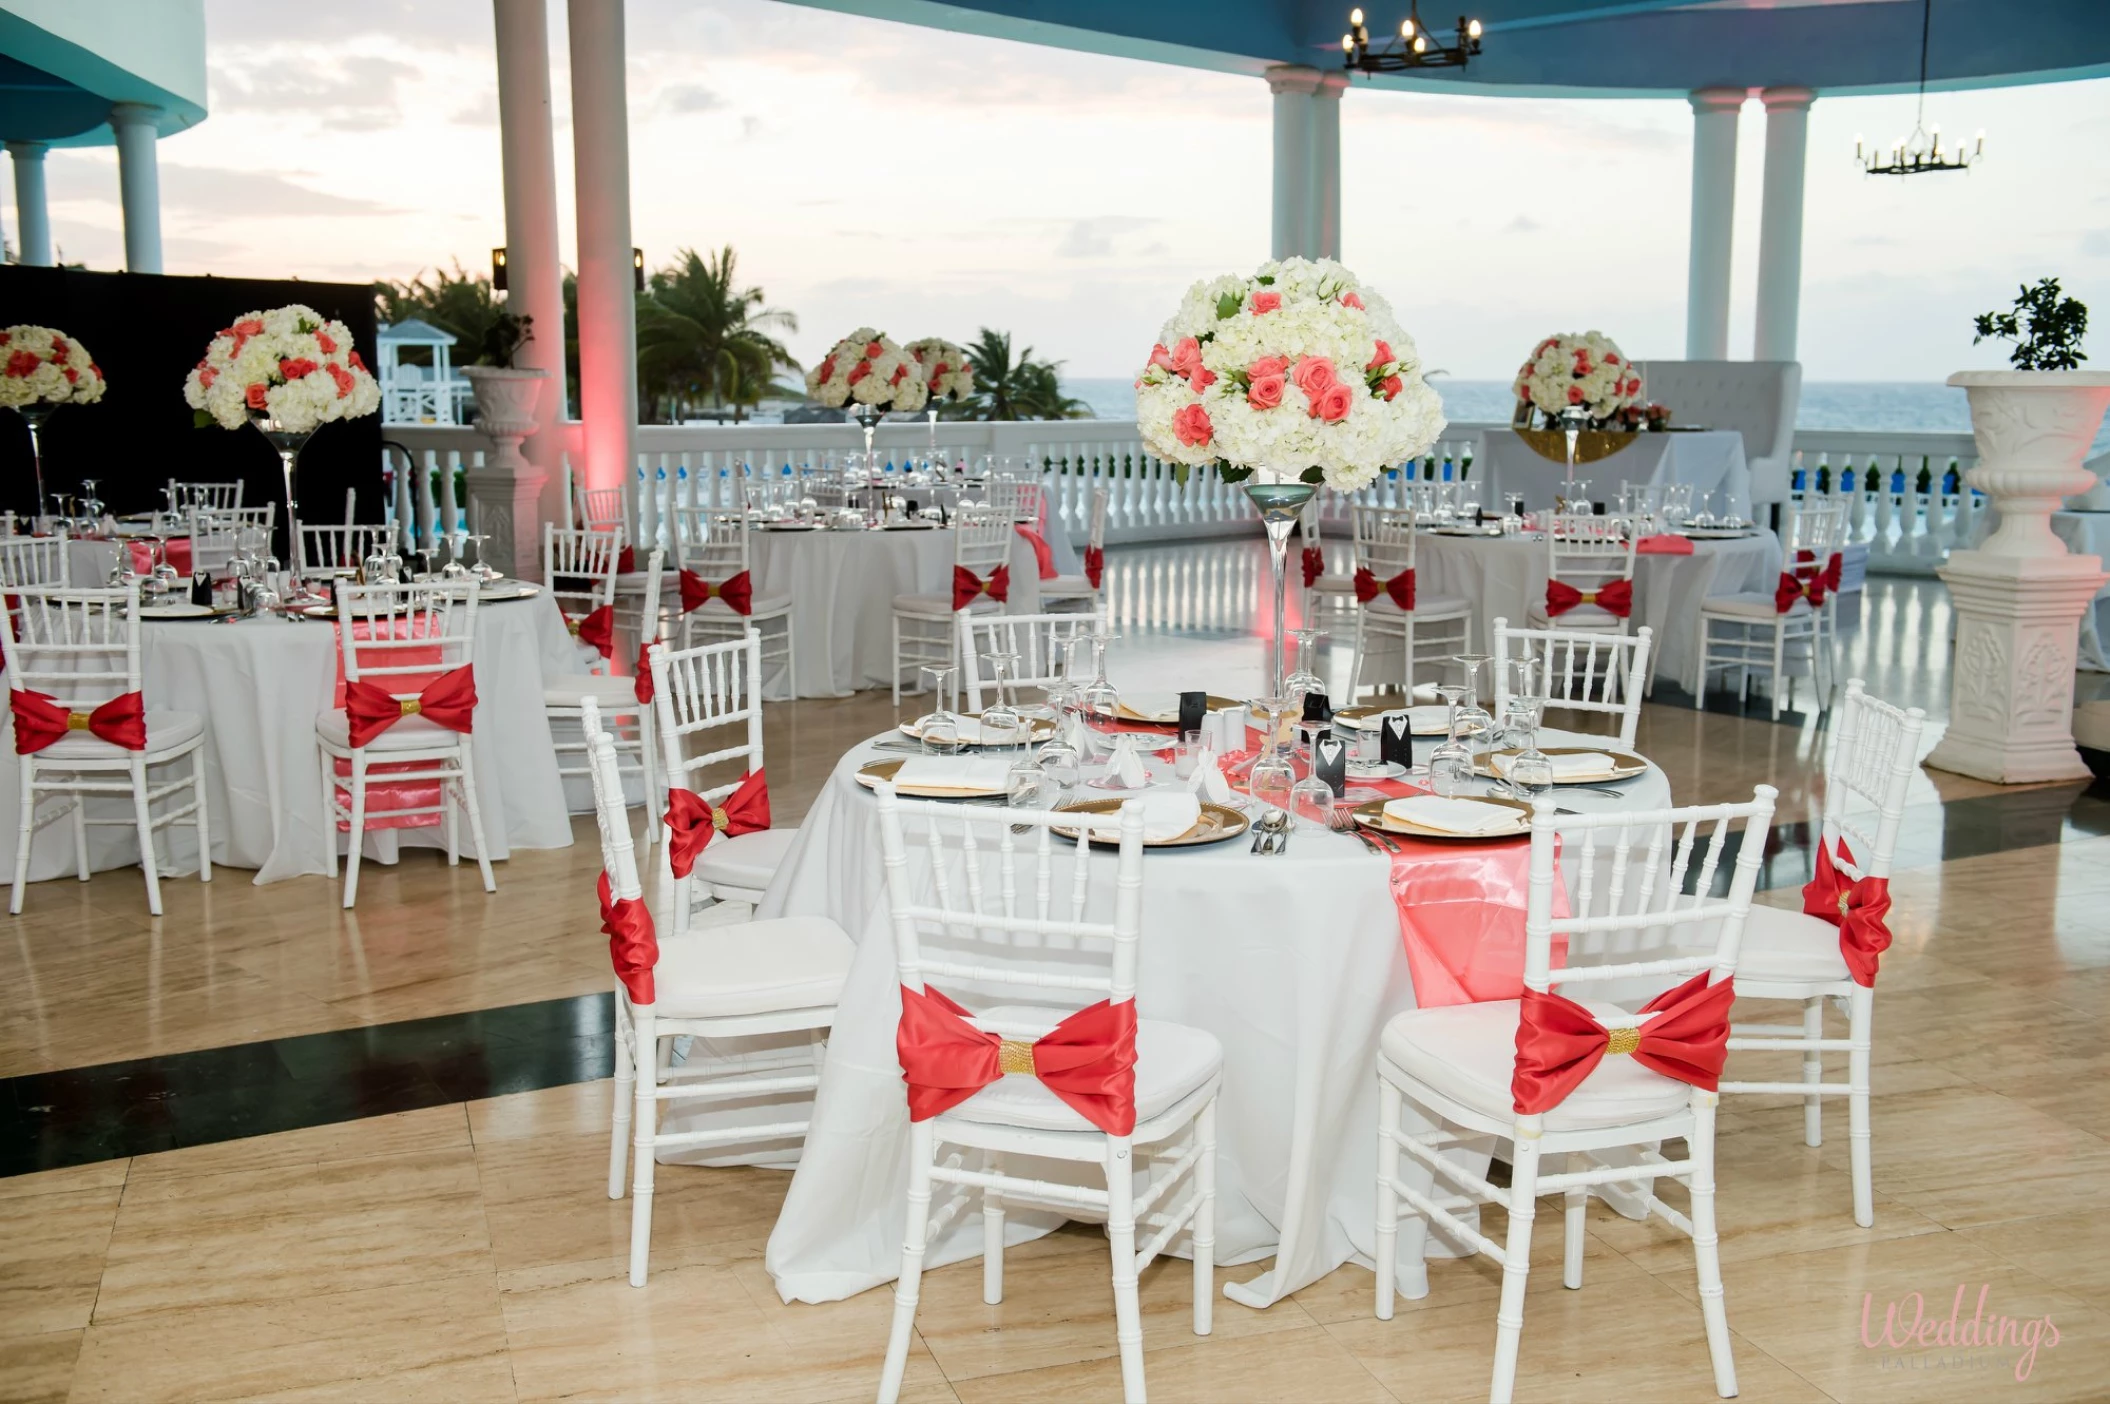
[8, 141, 52, 267]
[1311, 72, 1346, 261]
[491, 0, 568, 573]
[109, 103, 163, 274]
[568, 0, 640, 530]
[1754, 86, 1814, 362]
[1684, 88, 1742, 360]
[1267, 65, 1321, 261]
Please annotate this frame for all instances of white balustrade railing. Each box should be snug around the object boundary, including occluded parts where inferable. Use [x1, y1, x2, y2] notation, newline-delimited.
[382, 420, 1987, 576]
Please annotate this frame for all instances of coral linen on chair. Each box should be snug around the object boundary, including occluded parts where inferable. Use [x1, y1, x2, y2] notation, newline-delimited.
[566, 603, 616, 659]
[896, 984, 1139, 1135]
[951, 563, 1010, 610]
[10, 688, 146, 753]
[1353, 565, 1416, 611]
[1801, 837, 1893, 987]
[1774, 572, 1826, 612]
[1511, 971, 1735, 1115]
[1014, 524, 1057, 580]
[1302, 545, 1325, 589]
[1544, 576, 1632, 618]
[599, 869, 658, 1004]
[664, 768, 771, 878]
[343, 666, 477, 747]
[678, 568, 753, 616]
[1386, 832, 1570, 1007]
[1083, 545, 1104, 590]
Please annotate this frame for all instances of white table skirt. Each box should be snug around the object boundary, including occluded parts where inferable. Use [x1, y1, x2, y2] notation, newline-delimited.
[1413, 529, 1783, 689]
[1475, 429, 1751, 522]
[1, 593, 582, 885]
[749, 526, 1079, 699]
[748, 731, 1671, 1309]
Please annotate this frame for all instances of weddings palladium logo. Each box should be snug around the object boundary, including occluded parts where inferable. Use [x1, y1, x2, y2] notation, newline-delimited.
[1860, 1284, 2060, 1381]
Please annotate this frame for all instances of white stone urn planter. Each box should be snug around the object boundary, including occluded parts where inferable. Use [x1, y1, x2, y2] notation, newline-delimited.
[1925, 370, 2110, 784]
[462, 366, 550, 581]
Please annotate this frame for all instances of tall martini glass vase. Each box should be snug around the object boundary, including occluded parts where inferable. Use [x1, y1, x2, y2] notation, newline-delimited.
[17, 403, 57, 522]
[1244, 471, 1319, 693]
[247, 410, 316, 594]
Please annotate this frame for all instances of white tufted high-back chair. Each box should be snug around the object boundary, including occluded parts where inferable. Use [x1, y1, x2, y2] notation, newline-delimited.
[1632, 361, 1801, 510]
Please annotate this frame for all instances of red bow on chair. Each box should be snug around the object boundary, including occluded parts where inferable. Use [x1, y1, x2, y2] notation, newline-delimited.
[1802, 838, 1892, 987]
[10, 689, 147, 754]
[598, 870, 658, 1005]
[1510, 971, 1734, 1115]
[664, 768, 771, 879]
[566, 603, 616, 659]
[343, 666, 478, 747]
[1084, 546, 1105, 590]
[634, 638, 659, 706]
[1544, 577, 1633, 619]
[952, 564, 1010, 611]
[1353, 566, 1416, 611]
[1773, 572, 1826, 613]
[679, 568, 753, 617]
[897, 984, 1138, 1135]
[1795, 549, 1844, 596]
[616, 545, 637, 575]
[1301, 545, 1325, 590]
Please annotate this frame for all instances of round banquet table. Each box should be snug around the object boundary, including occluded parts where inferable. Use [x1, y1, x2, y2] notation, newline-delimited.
[1473, 428, 1751, 521]
[0, 592, 582, 886]
[1413, 528, 1782, 690]
[747, 524, 1079, 699]
[745, 728, 1672, 1309]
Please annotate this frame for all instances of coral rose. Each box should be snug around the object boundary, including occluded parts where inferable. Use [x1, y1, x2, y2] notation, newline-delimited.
[245, 383, 269, 410]
[1340, 292, 1365, 310]
[1291, 356, 1337, 400]
[1313, 382, 1355, 423]
[1565, 385, 1584, 404]
[1250, 291, 1281, 314]
[1249, 355, 1289, 380]
[1247, 374, 1287, 410]
[326, 363, 355, 398]
[199, 367, 216, 389]
[1172, 403, 1213, 448]
[279, 357, 318, 381]
[316, 330, 337, 354]
[1380, 375, 1403, 402]
[847, 360, 870, 385]
[864, 340, 883, 359]
[1168, 337, 1205, 382]
[1366, 339, 1395, 373]
[5, 350, 39, 378]
[1148, 343, 1176, 373]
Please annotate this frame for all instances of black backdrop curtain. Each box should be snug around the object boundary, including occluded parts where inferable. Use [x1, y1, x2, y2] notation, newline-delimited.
[1, 266, 384, 554]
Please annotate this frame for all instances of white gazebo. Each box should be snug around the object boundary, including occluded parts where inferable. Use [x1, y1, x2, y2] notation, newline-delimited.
[377, 317, 473, 426]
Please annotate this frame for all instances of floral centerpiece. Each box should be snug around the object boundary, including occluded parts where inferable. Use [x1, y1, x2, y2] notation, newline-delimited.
[906, 337, 974, 404]
[1134, 257, 1446, 686]
[804, 329, 929, 413]
[2, 325, 106, 518]
[1510, 331, 1643, 430]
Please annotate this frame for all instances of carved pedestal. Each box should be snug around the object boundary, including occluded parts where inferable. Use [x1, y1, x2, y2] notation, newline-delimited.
[462, 367, 551, 582]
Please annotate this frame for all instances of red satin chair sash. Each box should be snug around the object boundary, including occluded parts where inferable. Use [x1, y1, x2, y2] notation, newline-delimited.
[342, 665, 477, 747]
[896, 984, 1139, 1135]
[1511, 971, 1734, 1115]
[1544, 576, 1633, 618]
[1774, 572, 1826, 612]
[1301, 545, 1325, 590]
[1084, 545, 1105, 590]
[1353, 565, 1417, 612]
[634, 639, 659, 706]
[678, 568, 754, 616]
[11, 688, 148, 754]
[616, 545, 637, 575]
[1802, 838, 1892, 987]
[951, 564, 1010, 611]
[565, 603, 616, 658]
[1014, 525, 1057, 580]
[663, 768, 771, 879]
[599, 870, 658, 1004]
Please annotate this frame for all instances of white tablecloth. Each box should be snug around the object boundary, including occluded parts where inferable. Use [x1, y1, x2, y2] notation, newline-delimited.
[752, 730, 1671, 1308]
[1, 593, 581, 885]
[1414, 529, 1783, 690]
[749, 526, 1078, 699]
[1475, 429, 1751, 521]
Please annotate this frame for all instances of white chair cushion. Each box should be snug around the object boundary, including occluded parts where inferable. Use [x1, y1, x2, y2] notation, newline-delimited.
[1040, 573, 1094, 597]
[314, 709, 471, 752]
[650, 915, 854, 1019]
[1381, 997, 1693, 1132]
[694, 825, 799, 894]
[1701, 592, 1810, 620]
[1721, 904, 1851, 985]
[543, 672, 642, 708]
[941, 1004, 1223, 1133]
[1310, 576, 1357, 595]
[892, 593, 1001, 617]
[686, 593, 793, 620]
[1526, 603, 1625, 630]
[1365, 593, 1472, 621]
[26, 708, 202, 760]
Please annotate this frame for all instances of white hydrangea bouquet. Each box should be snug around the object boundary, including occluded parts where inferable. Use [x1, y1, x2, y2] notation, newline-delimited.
[183, 303, 379, 434]
[1511, 331, 1643, 428]
[1134, 257, 1445, 491]
[0, 325, 106, 409]
[805, 328, 930, 413]
[906, 337, 974, 403]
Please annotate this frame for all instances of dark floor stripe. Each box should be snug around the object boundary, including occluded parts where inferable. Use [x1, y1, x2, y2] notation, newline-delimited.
[4, 775, 2104, 1179]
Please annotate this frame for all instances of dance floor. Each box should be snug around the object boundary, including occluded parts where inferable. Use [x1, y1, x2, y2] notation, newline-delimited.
[5, 541, 2108, 1403]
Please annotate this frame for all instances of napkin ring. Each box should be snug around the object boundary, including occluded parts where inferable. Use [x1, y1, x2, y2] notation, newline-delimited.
[997, 1039, 1038, 1077]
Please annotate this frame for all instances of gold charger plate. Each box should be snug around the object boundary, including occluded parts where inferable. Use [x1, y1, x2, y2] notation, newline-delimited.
[1049, 798, 1250, 848]
[1114, 695, 1243, 725]
[854, 757, 1007, 799]
[1474, 746, 1647, 784]
[1332, 703, 1454, 736]
[897, 714, 1058, 746]
[1514, 426, 1641, 464]
[1352, 795, 1532, 841]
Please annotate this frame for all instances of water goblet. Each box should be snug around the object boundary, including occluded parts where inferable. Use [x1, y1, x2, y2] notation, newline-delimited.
[1427, 735, 1475, 799]
[919, 712, 961, 758]
[978, 652, 1026, 751]
[1285, 626, 1324, 699]
[1036, 740, 1081, 799]
[1006, 753, 1051, 813]
[917, 663, 958, 721]
[1173, 730, 1205, 780]
[1290, 774, 1336, 828]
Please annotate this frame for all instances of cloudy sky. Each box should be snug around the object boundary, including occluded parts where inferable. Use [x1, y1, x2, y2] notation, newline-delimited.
[17, 0, 2108, 381]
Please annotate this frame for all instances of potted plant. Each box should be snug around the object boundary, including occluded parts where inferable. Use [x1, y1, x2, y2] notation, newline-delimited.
[462, 310, 545, 428]
[1953, 278, 2109, 533]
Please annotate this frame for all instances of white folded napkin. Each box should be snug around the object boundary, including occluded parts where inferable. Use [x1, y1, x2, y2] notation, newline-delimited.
[1491, 750, 1617, 781]
[893, 756, 1011, 792]
[1119, 692, 1180, 724]
[1105, 734, 1148, 788]
[1188, 746, 1232, 804]
[1382, 795, 1524, 836]
[1125, 789, 1202, 842]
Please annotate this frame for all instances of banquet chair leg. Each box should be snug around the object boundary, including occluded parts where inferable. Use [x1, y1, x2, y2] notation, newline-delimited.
[981, 1150, 1005, 1305]
[443, 760, 461, 867]
[877, 1121, 936, 1404]
[639, 709, 658, 849]
[1689, 1094, 1739, 1399]
[1348, 612, 1368, 701]
[1769, 627, 1787, 719]
[130, 757, 163, 917]
[10, 765, 34, 914]
[317, 752, 340, 880]
[191, 748, 212, 885]
[1562, 1152, 1586, 1290]
[1801, 997, 1826, 1148]
[627, 1009, 658, 1287]
[607, 992, 633, 1200]
[70, 787, 89, 881]
[1488, 1131, 1541, 1404]
[891, 619, 903, 708]
[343, 755, 368, 909]
[1104, 1138, 1146, 1404]
[1374, 1077, 1401, 1320]
[1194, 1096, 1216, 1336]
[1848, 986, 1876, 1229]
[456, 748, 498, 893]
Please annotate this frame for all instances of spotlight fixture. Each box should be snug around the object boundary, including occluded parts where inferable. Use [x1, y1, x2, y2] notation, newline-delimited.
[1856, 0, 1983, 175]
[1342, 3, 1481, 74]
[491, 246, 508, 293]
[633, 248, 646, 293]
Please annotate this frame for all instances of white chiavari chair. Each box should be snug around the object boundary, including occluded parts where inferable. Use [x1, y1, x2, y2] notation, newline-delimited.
[871, 786, 1221, 1404]
[187, 504, 276, 580]
[1373, 786, 1777, 1404]
[1038, 485, 1109, 612]
[957, 609, 1105, 712]
[1298, 503, 1358, 620]
[169, 479, 244, 512]
[1791, 499, 1850, 703]
[546, 531, 664, 845]
[1715, 680, 1925, 1227]
[1347, 505, 1473, 701]
[315, 581, 493, 907]
[1693, 501, 1839, 718]
[544, 524, 624, 675]
[650, 634, 795, 922]
[891, 508, 1015, 708]
[574, 480, 629, 536]
[1492, 618, 1654, 751]
[295, 522, 395, 581]
[5, 586, 210, 916]
[582, 697, 851, 1287]
[1, 531, 70, 588]
[1526, 512, 1638, 636]
[669, 506, 796, 701]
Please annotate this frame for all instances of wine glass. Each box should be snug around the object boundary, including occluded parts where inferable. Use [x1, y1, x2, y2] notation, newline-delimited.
[1451, 653, 1495, 758]
[1497, 713, 1556, 803]
[1290, 774, 1336, 828]
[464, 533, 501, 582]
[978, 652, 1026, 751]
[1246, 693, 1295, 810]
[1036, 739, 1081, 799]
[1080, 631, 1119, 725]
[1285, 626, 1324, 701]
[916, 663, 958, 730]
[919, 712, 961, 758]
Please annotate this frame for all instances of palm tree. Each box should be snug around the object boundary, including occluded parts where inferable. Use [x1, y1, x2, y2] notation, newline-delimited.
[960, 329, 1092, 421]
[373, 261, 505, 351]
[635, 246, 800, 423]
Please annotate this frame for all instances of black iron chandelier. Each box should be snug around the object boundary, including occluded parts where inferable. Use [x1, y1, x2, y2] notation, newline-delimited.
[1855, 0, 1983, 175]
[1341, 5, 1482, 73]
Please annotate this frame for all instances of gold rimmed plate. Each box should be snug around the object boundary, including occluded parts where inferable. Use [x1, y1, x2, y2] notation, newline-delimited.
[1352, 795, 1532, 841]
[1114, 695, 1243, 725]
[1332, 703, 1453, 736]
[1474, 746, 1648, 784]
[897, 714, 1058, 746]
[853, 757, 1008, 799]
[1049, 798, 1250, 849]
